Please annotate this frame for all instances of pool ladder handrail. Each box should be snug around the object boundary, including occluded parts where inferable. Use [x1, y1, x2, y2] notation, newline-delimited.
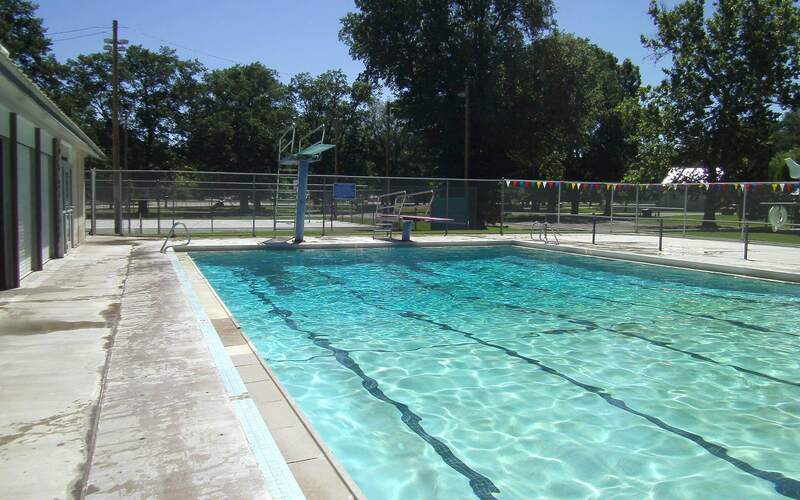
[160, 221, 191, 253]
[530, 221, 560, 245]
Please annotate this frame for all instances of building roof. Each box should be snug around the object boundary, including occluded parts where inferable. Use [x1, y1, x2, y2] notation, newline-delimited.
[0, 44, 104, 158]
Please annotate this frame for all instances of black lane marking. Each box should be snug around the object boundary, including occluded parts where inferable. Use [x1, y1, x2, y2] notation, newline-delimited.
[309, 267, 800, 498]
[401, 261, 800, 387]
[397, 310, 800, 499]
[498, 255, 800, 339]
[237, 271, 500, 499]
[498, 301, 800, 388]
[268, 340, 480, 364]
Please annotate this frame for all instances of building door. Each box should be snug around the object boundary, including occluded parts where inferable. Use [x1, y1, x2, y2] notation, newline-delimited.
[61, 161, 73, 253]
[17, 145, 33, 278]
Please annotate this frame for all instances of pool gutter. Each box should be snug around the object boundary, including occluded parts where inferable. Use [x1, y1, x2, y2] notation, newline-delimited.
[173, 238, 800, 284]
[176, 252, 366, 500]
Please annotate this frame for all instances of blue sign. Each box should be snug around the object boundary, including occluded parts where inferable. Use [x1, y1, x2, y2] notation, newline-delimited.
[333, 183, 357, 200]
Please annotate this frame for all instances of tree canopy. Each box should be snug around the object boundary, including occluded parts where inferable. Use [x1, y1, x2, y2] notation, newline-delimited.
[1, 0, 797, 187]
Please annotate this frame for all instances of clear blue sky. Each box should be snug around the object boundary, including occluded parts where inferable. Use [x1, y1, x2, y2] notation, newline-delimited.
[39, 0, 675, 88]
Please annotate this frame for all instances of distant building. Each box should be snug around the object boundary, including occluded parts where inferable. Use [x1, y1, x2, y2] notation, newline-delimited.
[662, 166, 724, 184]
[0, 44, 104, 290]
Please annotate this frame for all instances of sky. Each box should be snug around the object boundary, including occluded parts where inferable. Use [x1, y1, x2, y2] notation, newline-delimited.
[38, 0, 675, 88]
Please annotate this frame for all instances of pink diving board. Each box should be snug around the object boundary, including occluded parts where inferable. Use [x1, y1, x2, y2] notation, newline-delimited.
[377, 214, 455, 241]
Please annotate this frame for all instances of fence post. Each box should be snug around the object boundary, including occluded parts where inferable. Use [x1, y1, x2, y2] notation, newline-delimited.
[156, 179, 161, 235]
[683, 183, 689, 237]
[210, 202, 214, 233]
[171, 199, 175, 226]
[743, 222, 749, 260]
[592, 216, 597, 245]
[321, 191, 326, 236]
[252, 175, 256, 237]
[445, 180, 450, 236]
[500, 179, 505, 236]
[659, 218, 664, 252]
[557, 181, 562, 224]
[609, 186, 615, 233]
[741, 184, 748, 238]
[90, 168, 96, 235]
[634, 184, 640, 233]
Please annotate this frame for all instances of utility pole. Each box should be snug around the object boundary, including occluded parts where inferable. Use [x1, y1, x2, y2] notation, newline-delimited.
[105, 21, 127, 235]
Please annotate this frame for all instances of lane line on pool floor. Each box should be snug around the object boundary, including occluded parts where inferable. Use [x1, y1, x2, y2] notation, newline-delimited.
[401, 258, 800, 388]
[309, 266, 800, 499]
[168, 252, 306, 500]
[236, 269, 501, 500]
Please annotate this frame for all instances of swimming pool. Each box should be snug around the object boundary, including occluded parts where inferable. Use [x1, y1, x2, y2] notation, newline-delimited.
[192, 246, 800, 499]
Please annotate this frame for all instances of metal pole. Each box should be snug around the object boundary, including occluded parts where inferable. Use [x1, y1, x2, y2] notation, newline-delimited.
[463, 80, 469, 184]
[156, 179, 161, 235]
[138, 208, 142, 235]
[111, 20, 122, 235]
[445, 180, 450, 236]
[592, 216, 597, 245]
[741, 184, 748, 238]
[634, 184, 640, 233]
[557, 182, 562, 224]
[252, 175, 256, 237]
[683, 183, 688, 237]
[743, 222, 749, 260]
[171, 199, 175, 226]
[500, 179, 505, 236]
[90, 168, 96, 235]
[210, 203, 214, 233]
[385, 102, 390, 193]
[659, 218, 664, 252]
[294, 160, 309, 243]
[609, 186, 615, 233]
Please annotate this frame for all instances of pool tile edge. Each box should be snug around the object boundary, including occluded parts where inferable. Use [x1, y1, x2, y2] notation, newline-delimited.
[178, 252, 366, 500]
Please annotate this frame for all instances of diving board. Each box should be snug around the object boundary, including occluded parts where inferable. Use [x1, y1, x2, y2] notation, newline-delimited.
[373, 189, 453, 241]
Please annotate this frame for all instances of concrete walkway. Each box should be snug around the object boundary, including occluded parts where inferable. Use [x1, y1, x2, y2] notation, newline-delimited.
[0, 238, 271, 499]
[0, 240, 130, 499]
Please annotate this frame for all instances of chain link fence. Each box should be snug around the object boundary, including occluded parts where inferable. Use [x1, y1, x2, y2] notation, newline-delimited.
[87, 170, 800, 250]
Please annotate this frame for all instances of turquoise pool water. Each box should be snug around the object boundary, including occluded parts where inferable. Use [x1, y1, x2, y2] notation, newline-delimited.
[192, 246, 800, 499]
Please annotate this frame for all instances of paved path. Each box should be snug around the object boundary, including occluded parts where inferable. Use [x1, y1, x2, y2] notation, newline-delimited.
[0, 238, 271, 499]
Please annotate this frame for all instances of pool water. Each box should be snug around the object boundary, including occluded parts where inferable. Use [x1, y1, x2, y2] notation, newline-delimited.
[192, 246, 800, 499]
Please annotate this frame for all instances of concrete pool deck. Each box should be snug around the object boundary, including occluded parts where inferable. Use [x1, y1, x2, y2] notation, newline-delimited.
[1, 233, 798, 499]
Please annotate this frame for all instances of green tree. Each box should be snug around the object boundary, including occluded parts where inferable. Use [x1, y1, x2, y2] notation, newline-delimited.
[643, 0, 800, 225]
[123, 46, 205, 170]
[341, 0, 555, 179]
[290, 70, 377, 175]
[0, 0, 62, 93]
[186, 63, 294, 173]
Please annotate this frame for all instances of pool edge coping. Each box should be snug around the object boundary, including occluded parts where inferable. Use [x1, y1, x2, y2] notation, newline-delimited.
[176, 239, 800, 284]
[178, 252, 367, 500]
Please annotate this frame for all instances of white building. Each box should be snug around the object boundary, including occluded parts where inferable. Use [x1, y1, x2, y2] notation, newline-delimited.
[0, 45, 104, 290]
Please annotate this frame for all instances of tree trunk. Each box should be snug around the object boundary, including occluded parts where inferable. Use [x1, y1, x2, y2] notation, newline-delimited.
[701, 165, 718, 229]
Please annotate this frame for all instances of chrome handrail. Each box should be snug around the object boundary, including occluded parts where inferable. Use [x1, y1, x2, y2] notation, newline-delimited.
[160, 222, 191, 253]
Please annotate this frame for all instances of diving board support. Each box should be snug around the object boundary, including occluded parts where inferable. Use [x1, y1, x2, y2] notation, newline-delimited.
[294, 160, 309, 243]
[402, 220, 412, 241]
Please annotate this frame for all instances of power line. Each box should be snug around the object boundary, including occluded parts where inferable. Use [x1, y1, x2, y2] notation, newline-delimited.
[51, 30, 109, 43]
[48, 26, 108, 35]
[123, 27, 242, 65]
